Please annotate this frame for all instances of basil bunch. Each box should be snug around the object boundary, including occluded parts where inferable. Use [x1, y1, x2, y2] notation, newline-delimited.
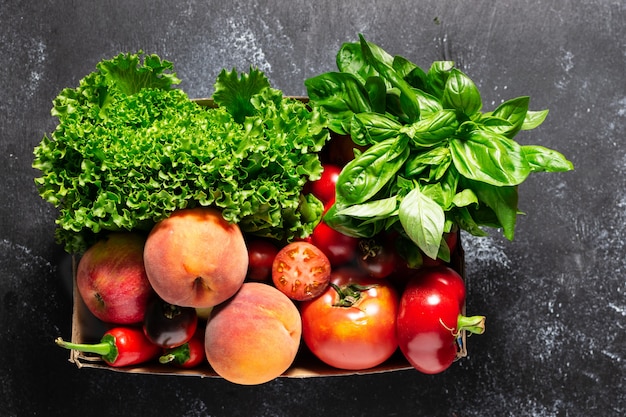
[305, 35, 573, 264]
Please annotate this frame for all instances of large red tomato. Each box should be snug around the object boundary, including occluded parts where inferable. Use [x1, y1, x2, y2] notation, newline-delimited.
[299, 267, 399, 370]
[396, 266, 484, 374]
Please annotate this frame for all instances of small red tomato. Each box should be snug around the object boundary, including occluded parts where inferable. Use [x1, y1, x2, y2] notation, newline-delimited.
[356, 237, 399, 279]
[310, 164, 342, 205]
[300, 267, 399, 370]
[396, 266, 485, 374]
[311, 220, 359, 267]
[272, 241, 331, 301]
[143, 297, 198, 349]
[159, 328, 206, 369]
[246, 238, 279, 281]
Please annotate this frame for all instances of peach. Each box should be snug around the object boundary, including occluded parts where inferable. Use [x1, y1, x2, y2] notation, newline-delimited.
[143, 207, 248, 309]
[204, 282, 302, 385]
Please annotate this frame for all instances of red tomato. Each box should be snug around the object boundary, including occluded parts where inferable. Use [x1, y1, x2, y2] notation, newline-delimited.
[356, 237, 400, 279]
[272, 241, 331, 301]
[143, 297, 198, 349]
[396, 266, 484, 374]
[159, 328, 206, 369]
[300, 267, 399, 370]
[310, 164, 342, 205]
[311, 220, 359, 267]
[246, 238, 279, 281]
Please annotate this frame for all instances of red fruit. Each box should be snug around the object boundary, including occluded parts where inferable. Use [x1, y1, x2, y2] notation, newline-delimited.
[76, 232, 154, 324]
[396, 266, 485, 374]
[272, 241, 332, 301]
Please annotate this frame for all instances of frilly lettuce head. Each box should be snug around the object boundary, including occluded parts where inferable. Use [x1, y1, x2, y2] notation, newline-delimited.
[34, 52, 328, 253]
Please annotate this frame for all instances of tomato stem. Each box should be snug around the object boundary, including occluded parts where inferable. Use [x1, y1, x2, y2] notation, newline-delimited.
[330, 282, 375, 307]
[457, 314, 486, 335]
[358, 238, 381, 260]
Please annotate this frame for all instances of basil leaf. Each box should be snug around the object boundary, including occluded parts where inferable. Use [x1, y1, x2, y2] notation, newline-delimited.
[304, 72, 372, 134]
[466, 180, 519, 240]
[404, 65, 429, 91]
[421, 167, 458, 209]
[427, 61, 454, 99]
[522, 109, 549, 130]
[336, 196, 398, 218]
[358, 34, 419, 122]
[490, 96, 529, 138]
[401, 109, 458, 147]
[392, 55, 419, 79]
[399, 186, 445, 260]
[450, 207, 489, 237]
[414, 89, 443, 116]
[442, 68, 482, 116]
[405, 146, 451, 178]
[522, 145, 574, 172]
[452, 188, 479, 208]
[450, 130, 530, 186]
[323, 202, 386, 238]
[337, 42, 381, 84]
[352, 112, 402, 145]
[478, 115, 513, 133]
[364, 76, 388, 113]
[336, 135, 410, 205]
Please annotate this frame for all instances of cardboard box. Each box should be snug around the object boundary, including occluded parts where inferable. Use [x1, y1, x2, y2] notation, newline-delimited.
[64, 97, 468, 378]
[67, 235, 467, 378]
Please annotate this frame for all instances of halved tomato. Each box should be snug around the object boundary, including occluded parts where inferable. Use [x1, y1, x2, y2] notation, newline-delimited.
[271, 241, 331, 301]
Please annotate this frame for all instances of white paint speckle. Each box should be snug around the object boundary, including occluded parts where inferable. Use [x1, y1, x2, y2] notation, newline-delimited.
[608, 302, 626, 316]
[616, 97, 626, 117]
[555, 48, 574, 91]
[462, 232, 511, 269]
[25, 39, 47, 99]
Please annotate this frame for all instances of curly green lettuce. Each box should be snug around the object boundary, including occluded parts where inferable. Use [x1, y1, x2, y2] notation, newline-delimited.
[33, 53, 329, 253]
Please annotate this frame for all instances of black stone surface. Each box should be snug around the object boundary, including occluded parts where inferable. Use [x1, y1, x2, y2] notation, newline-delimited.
[1, 1, 624, 416]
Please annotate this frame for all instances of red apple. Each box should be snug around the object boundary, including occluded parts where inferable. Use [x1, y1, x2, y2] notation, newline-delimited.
[76, 232, 154, 324]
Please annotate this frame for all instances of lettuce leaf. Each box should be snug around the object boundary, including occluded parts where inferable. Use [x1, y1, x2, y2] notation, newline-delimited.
[33, 53, 328, 253]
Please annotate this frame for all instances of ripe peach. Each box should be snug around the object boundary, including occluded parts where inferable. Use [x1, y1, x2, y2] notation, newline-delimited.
[204, 282, 302, 385]
[143, 207, 248, 309]
[76, 232, 154, 324]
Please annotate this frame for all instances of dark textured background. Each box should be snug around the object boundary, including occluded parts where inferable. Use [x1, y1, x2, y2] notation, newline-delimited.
[1, 1, 624, 416]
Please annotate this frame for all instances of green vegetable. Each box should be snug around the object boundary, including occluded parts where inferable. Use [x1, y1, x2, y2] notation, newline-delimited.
[33, 52, 328, 253]
[305, 34, 573, 264]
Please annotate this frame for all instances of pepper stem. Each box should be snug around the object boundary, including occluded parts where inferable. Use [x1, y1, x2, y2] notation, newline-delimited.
[55, 337, 113, 356]
[457, 315, 486, 335]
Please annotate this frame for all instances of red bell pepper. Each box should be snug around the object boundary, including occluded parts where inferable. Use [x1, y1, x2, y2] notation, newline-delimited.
[396, 266, 485, 374]
[55, 327, 161, 367]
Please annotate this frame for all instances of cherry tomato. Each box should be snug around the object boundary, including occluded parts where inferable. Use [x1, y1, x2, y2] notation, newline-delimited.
[246, 238, 279, 281]
[300, 267, 399, 370]
[272, 241, 331, 301]
[159, 328, 206, 369]
[309, 164, 342, 205]
[356, 236, 400, 279]
[311, 220, 359, 267]
[143, 297, 198, 349]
